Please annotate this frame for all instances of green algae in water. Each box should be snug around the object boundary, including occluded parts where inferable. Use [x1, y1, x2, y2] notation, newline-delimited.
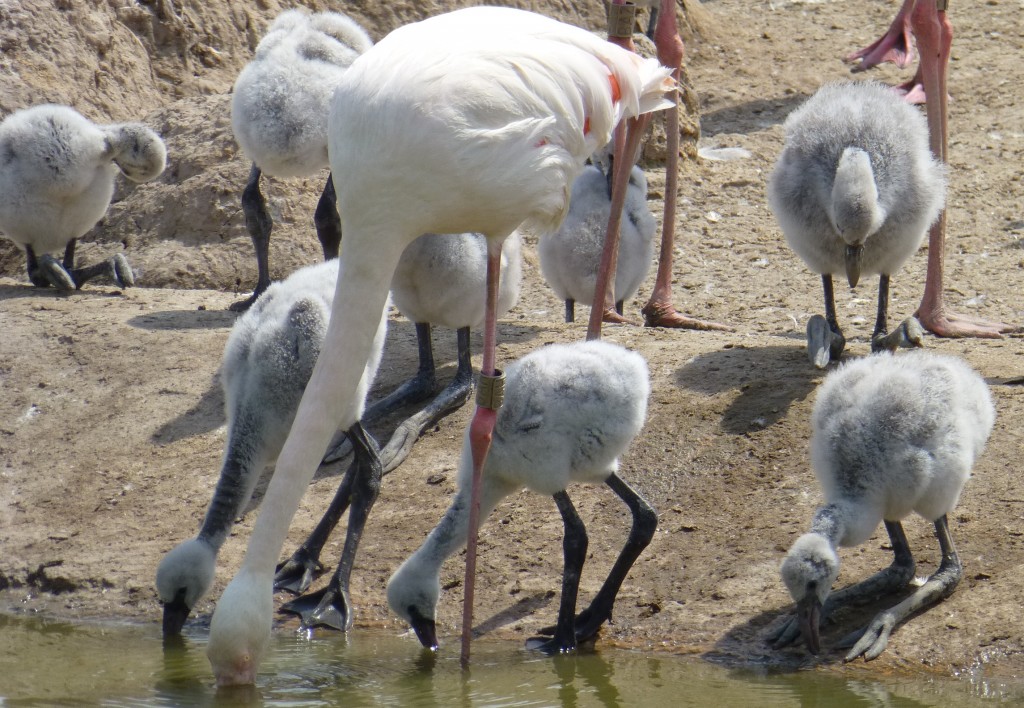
[0, 614, 1021, 706]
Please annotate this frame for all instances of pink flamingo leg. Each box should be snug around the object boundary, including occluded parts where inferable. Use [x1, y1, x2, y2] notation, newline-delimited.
[911, 1, 1017, 337]
[641, 0, 731, 331]
[461, 239, 504, 665]
[587, 115, 649, 339]
[845, 0, 917, 71]
[596, 0, 730, 334]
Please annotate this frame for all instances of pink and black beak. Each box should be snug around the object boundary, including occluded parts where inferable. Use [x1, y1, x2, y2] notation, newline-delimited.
[796, 594, 823, 655]
[408, 606, 438, 650]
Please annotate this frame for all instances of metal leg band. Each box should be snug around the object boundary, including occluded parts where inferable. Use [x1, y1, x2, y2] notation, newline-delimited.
[476, 370, 505, 410]
[607, 2, 637, 39]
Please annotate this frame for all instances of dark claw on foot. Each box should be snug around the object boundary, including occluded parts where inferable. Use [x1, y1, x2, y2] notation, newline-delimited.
[279, 585, 353, 631]
[274, 550, 324, 595]
[39, 255, 76, 291]
[871, 317, 924, 354]
[111, 253, 135, 288]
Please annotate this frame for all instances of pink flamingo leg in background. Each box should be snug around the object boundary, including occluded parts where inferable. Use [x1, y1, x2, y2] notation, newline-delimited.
[593, 0, 731, 337]
[911, 1, 1016, 337]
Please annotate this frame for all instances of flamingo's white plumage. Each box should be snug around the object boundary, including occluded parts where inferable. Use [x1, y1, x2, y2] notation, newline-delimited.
[206, 6, 674, 685]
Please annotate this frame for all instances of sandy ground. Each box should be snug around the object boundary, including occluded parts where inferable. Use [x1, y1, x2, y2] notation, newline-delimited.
[2, 0, 1024, 684]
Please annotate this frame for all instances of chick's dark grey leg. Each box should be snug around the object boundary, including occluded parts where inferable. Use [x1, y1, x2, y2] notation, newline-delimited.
[273, 464, 356, 594]
[569, 473, 656, 643]
[537, 473, 657, 644]
[842, 514, 960, 661]
[807, 274, 847, 368]
[377, 325, 475, 473]
[279, 422, 382, 630]
[323, 322, 439, 465]
[527, 491, 588, 654]
[231, 163, 273, 312]
[69, 253, 134, 289]
[871, 274, 924, 353]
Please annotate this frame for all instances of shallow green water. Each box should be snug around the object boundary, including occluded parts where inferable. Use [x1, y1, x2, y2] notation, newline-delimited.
[0, 614, 1020, 706]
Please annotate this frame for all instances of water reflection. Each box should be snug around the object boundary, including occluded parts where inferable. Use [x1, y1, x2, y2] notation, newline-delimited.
[0, 613, 1021, 706]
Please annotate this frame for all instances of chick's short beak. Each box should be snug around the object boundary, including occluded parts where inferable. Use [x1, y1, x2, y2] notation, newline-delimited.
[797, 594, 823, 655]
[844, 244, 863, 288]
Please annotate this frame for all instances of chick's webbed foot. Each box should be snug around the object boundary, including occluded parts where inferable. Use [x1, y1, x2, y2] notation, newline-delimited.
[279, 584, 352, 631]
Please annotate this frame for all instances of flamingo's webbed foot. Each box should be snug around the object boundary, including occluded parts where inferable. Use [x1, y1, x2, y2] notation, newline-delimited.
[917, 307, 1021, 339]
[601, 307, 633, 325]
[229, 286, 268, 313]
[838, 612, 896, 662]
[642, 301, 732, 331]
[278, 583, 353, 631]
[807, 314, 846, 368]
[536, 606, 607, 645]
[274, 548, 324, 595]
[871, 317, 924, 354]
[525, 633, 578, 655]
[768, 614, 803, 649]
[108, 253, 136, 288]
[844, 11, 916, 72]
[37, 254, 76, 290]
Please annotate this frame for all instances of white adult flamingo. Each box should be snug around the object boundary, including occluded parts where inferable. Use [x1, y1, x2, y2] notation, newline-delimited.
[206, 6, 675, 686]
[844, 1, 1015, 338]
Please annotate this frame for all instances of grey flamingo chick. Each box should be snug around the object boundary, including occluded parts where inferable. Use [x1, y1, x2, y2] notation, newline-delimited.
[387, 340, 656, 653]
[772, 350, 994, 661]
[155, 259, 387, 635]
[0, 104, 165, 290]
[377, 230, 523, 460]
[540, 163, 655, 323]
[229, 9, 372, 311]
[767, 81, 946, 368]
